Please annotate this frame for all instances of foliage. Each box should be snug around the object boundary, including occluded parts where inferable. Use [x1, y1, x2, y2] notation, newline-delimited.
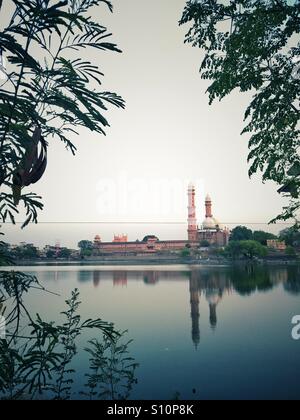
[230, 226, 277, 245]
[285, 245, 297, 256]
[142, 235, 159, 243]
[13, 243, 39, 260]
[181, 247, 191, 258]
[230, 226, 253, 241]
[0, 238, 13, 266]
[225, 240, 243, 259]
[252, 230, 277, 245]
[180, 0, 300, 222]
[229, 265, 274, 296]
[240, 240, 268, 259]
[200, 240, 210, 248]
[78, 240, 94, 250]
[57, 247, 72, 259]
[225, 239, 267, 259]
[82, 332, 138, 400]
[0, 0, 124, 227]
[280, 225, 300, 246]
[0, 285, 137, 400]
[46, 249, 56, 259]
[78, 240, 94, 257]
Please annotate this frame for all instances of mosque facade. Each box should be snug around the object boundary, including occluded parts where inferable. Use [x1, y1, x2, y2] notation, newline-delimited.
[92, 184, 229, 255]
[187, 183, 230, 246]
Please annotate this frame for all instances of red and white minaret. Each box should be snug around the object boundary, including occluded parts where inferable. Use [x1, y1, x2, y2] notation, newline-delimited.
[205, 194, 213, 218]
[187, 183, 198, 241]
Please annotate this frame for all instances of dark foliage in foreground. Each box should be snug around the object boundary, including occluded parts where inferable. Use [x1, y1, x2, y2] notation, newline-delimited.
[0, 0, 124, 227]
[180, 0, 300, 222]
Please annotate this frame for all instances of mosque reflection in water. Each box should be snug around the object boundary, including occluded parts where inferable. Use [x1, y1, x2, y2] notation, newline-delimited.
[74, 265, 300, 349]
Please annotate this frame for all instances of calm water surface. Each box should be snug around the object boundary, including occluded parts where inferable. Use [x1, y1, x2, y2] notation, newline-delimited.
[18, 264, 300, 400]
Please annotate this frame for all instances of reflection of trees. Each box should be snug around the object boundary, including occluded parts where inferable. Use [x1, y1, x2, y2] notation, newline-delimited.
[78, 270, 93, 283]
[229, 265, 300, 296]
[186, 265, 300, 347]
[143, 271, 159, 285]
[283, 266, 300, 295]
[229, 265, 274, 296]
[93, 271, 101, 287]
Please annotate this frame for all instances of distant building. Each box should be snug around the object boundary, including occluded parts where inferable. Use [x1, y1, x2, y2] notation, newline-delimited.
[267, 239, 287, 251]
[93, 184, 229, 255]
[188, 185, 230, 247]
[113, 234, 128, 243]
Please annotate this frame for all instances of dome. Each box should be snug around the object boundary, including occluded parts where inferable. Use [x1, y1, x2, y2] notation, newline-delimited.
[205, 194, 211, 202]
[203, 217, 220, 230]
[205, 290, 221, 306]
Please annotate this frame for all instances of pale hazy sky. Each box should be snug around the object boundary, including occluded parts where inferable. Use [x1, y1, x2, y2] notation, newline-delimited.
[2, 0, 292, 247]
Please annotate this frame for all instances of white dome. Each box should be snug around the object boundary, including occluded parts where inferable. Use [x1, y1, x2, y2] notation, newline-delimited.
[206, 290, 221, 305]
[203, 217, 221, 230]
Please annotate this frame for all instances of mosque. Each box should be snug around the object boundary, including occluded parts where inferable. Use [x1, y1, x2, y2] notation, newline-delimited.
[92, 184, 229, 255]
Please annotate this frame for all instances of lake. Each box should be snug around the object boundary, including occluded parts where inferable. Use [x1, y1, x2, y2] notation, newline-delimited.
[12, 264, 300, 400]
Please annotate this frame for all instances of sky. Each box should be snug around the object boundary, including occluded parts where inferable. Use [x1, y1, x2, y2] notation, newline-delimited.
[1, 0, 293, 248]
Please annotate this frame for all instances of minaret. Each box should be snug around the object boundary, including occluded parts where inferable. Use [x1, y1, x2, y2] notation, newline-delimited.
[189, 271, 200, 349]
[187, 183, 198, 241]
[205, 194, 212, 218]
[205, 289, 222, 330]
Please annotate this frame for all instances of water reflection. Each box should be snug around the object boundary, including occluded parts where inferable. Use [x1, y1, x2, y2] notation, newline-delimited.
[188, 269, 232, 347]
[40, 265, 300, 350]
[73, 264, 300, 349]
[19, 264, 300, 399]
[113, 271, 128, 287]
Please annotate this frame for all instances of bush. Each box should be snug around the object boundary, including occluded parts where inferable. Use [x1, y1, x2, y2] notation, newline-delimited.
[225, 240, 267, 260]
[200, 240, 210, 248]
[285, 246, 296, 257]
[181, 248, 191, 258]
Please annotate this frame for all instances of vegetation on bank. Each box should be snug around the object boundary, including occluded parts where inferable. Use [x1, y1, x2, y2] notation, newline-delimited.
[1, 225, 298, 263]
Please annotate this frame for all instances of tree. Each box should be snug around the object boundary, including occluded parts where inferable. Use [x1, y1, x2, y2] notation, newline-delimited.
[200, 240, 210, 247]
[78, 240, 94, 251]
[46, 249, 56, 259]
[285, 245, 297, 256]
[225, 239, 267, 259]
[142, 235, 159, 242]
[15, 243, 39, 259]
[78, 240, 93, 257]
[180, 1, 300, 222]
[225, 240, 243, 259]
[252, 230, 277, 245]
[240, 240, 268, 260]
[0, 238, 12, 265]
[0, 0, 124, 227]
[280, 225, 300, 246]
[58, 247, 72, 259]
[181, 247, 191, 258]
[230, 226, 253, 241]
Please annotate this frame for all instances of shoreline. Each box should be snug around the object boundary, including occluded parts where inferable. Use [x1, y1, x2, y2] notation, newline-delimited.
[4, 257, 300, 267]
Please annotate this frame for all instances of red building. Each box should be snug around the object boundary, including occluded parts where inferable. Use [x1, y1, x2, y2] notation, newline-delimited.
[93, 185, 229, 255]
